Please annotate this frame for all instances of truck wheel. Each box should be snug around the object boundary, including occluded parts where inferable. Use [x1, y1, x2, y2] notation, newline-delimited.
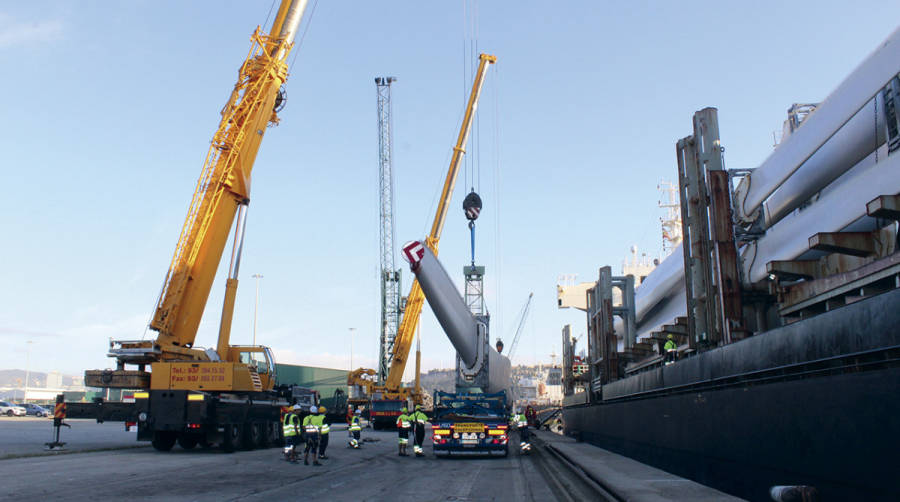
[268, 421, 281, 446]
[257, 423, 270, 448]
[243, 422, 262, 450]
[151, 431, 177, 452]
[177, 434, 198, 450]
[222, 424, 242, 453]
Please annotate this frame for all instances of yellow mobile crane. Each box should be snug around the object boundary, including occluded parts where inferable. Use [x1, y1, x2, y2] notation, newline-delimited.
[353, 54, 496, 423]
[70, 0, 312, 452]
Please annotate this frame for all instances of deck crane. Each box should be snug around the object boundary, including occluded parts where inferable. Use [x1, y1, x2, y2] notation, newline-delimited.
[505, 292, 534, 361]
[71, 0, 313, 452]
[350, 54, 496, 421]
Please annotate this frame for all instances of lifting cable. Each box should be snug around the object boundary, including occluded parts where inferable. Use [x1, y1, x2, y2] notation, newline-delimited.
[290, 0, 319, 69]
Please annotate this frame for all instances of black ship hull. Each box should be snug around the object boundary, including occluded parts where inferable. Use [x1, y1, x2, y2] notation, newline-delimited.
[564, 288, 900, 501]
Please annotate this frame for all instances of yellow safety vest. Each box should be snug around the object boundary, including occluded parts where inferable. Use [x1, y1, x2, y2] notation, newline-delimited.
[315, 415, 329, 435]
[397, 414, 411, 429]
[349, 416, 361, 432]
[283, 413, 299, 437]
[303, 415, 320, 435]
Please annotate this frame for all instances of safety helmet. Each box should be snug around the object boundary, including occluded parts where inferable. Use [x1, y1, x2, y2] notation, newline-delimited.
[355, 409, 362, 415]
[292, 404, 302, 411]
[415, 404, 421, 410]
[401, 407, 408, 413]
[318, 406, 326, 414]
[667, 334, 674, 340]
[310, 405, 318, 414]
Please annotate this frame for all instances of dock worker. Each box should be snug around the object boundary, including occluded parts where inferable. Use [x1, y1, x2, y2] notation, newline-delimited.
[410, 404, 428, 457]
[348, 408, 362, 449]
[283, 404, 301, 463]
[302, 405, 321, 466]
[525, 405, 536, 428]
[664, 334, 677, 365]
[511, 409, 531, 453]
[396, 406, 411, 456]
[317, 406, 330, 459]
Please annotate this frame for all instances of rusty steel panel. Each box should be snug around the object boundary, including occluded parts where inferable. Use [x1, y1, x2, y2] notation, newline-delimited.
[808, 232, 877, 257]
[766, 260, 822, 280]
[780, 252, 900, 313]
[707, 169, 746, 342]
[866, 194, 900, 220]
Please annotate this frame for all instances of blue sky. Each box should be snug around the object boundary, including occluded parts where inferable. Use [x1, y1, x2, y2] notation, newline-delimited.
[3, 1, 899, 380]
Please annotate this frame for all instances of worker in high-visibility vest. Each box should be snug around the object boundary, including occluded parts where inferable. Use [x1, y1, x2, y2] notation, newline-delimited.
[410, 404, 428, 457]
[348, 408, 362, 449]
[396, 406, 411, 456]
[511, 409, 531, 453]
[302, 405, 321, 466]
[282, 404, 302, 463]
[664, 334, 677, 365]
[316, 406, 330, 459]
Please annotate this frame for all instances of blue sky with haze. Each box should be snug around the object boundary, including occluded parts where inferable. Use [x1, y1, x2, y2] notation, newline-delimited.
[3, 1, 899, 380]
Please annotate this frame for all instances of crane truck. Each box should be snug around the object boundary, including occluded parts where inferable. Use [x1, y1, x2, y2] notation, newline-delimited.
[64, 0, 312, 452]
[350, 54, 497, 428]
[402, 241, 512, 457]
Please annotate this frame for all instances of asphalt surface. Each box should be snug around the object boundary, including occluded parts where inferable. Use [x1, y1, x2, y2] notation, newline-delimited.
[0, 417, 140, 458]
[0, 421, 560, 501]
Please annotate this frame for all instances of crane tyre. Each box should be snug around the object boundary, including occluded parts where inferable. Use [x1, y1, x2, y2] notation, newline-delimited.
[268, 421, 281, 446]
[151, 431, 177, 452]
[177, 434, 198, 450]
[257, 422, 271, 448]
[222, 424, 241, 453]
[242, 421, 262, 450]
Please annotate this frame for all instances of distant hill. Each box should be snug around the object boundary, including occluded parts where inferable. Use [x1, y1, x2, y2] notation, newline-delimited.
[0, 369, 80, 388]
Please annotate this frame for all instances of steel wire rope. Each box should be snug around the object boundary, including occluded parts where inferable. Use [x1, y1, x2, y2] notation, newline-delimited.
[290, 0, 318, 70]
[262, 0, 276, 31]
[492, 61, 503, 340]
[875, 92, 879, 164]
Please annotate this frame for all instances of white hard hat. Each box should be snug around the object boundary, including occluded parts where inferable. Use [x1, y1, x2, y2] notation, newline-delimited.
[292, 404, 302, 410]
[310, 405, 318, 414]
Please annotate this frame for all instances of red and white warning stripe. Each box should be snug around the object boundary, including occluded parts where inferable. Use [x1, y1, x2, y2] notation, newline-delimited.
[466, 207, 480, 220]
[402, 240, 425, 269]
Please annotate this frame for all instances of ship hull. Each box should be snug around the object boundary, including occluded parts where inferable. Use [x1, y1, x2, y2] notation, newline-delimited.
[564, 288, 900, 501]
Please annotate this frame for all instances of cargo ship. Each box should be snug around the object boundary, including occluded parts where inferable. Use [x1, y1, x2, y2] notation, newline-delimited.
[558, 27, 900, 502]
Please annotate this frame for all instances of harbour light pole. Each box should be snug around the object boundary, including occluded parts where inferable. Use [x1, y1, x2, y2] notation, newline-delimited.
[24, 340, 32, 402]
[349, 327, 357, 370]
[252, 274, 263, 345]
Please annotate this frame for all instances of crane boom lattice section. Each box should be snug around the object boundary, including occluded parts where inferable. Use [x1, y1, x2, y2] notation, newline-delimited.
[376, 76, 402, 383]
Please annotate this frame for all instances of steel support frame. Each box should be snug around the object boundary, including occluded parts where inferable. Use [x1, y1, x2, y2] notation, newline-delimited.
[677, 107, 745, 347]
[562, 324, 574, 396]
[586, 267, 636, 397]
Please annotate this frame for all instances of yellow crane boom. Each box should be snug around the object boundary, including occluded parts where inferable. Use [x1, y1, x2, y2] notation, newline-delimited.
[151, 1, 306, 358]
[88, 0, 310, 391]
[384, 53, 496, 391]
